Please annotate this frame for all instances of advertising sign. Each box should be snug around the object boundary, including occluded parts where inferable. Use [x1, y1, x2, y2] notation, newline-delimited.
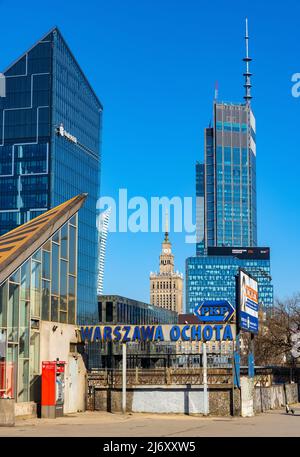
[207, 246, 270, 260]
[239, 269, 259, 333]
[194, 300, 235, 323]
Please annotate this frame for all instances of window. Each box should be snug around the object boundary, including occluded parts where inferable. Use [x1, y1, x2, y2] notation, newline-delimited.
[106, 302, 113, 323]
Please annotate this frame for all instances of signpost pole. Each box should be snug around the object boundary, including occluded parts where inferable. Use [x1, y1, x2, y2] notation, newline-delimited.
[248, 333, 255, 378]
[202, 342, 208, 416]
[122, 343, 127, 414]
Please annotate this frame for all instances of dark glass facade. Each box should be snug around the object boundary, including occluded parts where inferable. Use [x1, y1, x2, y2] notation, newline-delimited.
[205, 102, 257, 248]
[86, 295, 178, 369]
[0, 28, 102, 324]
[98, 295, 178, 325]
[186, 249, 273, 314]
[189, 99, 272, 311]
[196, 162, 205, 256]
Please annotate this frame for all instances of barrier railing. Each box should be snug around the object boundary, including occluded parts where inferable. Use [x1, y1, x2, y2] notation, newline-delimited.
[88, 367, 233, 387]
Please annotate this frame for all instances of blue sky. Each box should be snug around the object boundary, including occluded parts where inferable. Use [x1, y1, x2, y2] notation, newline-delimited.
[1, 0, 300, 306]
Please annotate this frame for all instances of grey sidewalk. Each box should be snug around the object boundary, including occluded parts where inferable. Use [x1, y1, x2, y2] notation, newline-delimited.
[0, 406, 300, 437]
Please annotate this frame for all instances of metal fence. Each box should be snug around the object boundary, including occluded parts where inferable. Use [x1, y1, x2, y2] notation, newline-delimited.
[88, 367, 233, 387]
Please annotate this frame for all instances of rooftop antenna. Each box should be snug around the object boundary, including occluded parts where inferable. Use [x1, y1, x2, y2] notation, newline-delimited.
[214, 80, 219, 102]
[209, 82, 219, 127]
[164, 208, 169, 242]
[243, 18, 253, 104]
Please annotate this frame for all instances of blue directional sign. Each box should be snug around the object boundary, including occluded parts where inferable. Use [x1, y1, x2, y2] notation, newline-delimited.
[194, 300, 235, 323]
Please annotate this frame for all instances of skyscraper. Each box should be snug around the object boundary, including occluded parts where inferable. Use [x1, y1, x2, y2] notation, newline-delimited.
[197, 19, 257, 250]
[97, 207, 111, 296]
[187, 20, 273, 313]
[0, 28, 102, 323]
[204, 102, 257, 248]
[196, 162, 205, 256]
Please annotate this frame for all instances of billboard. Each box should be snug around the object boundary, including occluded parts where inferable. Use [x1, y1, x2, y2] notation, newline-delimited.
[207, 246, 270, 260]
[239, 269, 259, 333]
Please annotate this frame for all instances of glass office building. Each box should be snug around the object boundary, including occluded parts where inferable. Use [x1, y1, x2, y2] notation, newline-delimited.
[196, 162, 205, 256]
[188, 27, 274, 314]
[186, 247, 273, 314]
[98, 295, 178, 325]
[85, 295, 178, 369]
[201, 102, 257, 248]
[0, 28, 102, 324]
[0, 195, 85, 401]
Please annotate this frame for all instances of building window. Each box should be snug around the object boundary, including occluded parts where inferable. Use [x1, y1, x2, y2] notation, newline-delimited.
[106, 302, 113, 323]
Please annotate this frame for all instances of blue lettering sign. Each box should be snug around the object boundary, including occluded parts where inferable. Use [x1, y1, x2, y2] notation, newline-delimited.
[223, 325, 233, 341]
[80, 326, 93, 341]
[113, 326, 122, 341]
[94, 326, 101, 341]
[154, 326, 164, 342]
[123, 326, 131, 342]
[203, 325, 213, 341]
[170, 326, 181, 341]
[132, 326, 141, 341]
[214, 324, 222, 341]
[141, 326, 155, 341]
[80, 324, 235, 344]
[103, 326, 112, 342]
[191, 325, 202, 341]
[181, 325, 190, 341]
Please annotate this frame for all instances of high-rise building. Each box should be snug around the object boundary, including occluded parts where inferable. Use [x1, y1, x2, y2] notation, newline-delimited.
[196, 20, 256, 250]
[187, 20, 273, 313]
[150, 225, 183, 314]
[0, 28, 102, 324]
[97, 207, 111, 296]
[196, 162, 205, 256]
[203, 102, 257, 248]
[186, 247, 273, 313]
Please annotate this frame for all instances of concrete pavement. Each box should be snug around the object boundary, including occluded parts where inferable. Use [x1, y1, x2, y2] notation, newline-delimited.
[0, 407, 299, 437]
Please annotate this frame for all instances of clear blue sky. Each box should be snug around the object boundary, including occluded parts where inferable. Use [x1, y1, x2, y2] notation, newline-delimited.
[1, 0, 300, 307]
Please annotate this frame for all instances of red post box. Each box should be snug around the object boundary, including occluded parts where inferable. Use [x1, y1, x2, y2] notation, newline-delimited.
[41, 360, 66, 419]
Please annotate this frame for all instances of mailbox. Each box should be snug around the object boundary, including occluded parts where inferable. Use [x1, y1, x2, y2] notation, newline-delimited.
[41, 360, 66, 418]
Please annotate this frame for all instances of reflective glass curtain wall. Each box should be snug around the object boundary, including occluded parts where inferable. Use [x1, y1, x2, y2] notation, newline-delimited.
[0, 28, 102, 324]
[196, 162, 205, 256]
[0, 34, 52, 233]
[0, 216, 78, 401]
[51, 30, 102, 324]
[205, 102, 257, 248]
[186, 254, 273, 314]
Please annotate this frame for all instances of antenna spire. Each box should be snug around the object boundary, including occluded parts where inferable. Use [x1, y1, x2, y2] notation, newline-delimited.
[164, 209, 169, 242]
[243, 18, 253, 104]
[214, 80, 219, 101]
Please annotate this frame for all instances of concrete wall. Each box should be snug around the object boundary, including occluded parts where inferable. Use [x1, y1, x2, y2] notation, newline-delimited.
[91, 385, 239, 416]
[40, 322, 86, 414]
[90, 383, 298, 416]
[285, 383, 298, 404]
[254, 383, 298, 414]
[15, 402, 37, 419]
[0, 399, 15, 426]
[241, 377, 254, 417]
[132, 386, 205, 414]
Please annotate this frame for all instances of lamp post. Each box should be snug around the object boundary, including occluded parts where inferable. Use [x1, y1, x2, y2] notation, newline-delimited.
[122, 343, 127, 414]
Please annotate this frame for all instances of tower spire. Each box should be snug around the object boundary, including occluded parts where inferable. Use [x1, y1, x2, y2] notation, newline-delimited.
[243, 18, 253, 104]
[164, 209, 169, 242]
